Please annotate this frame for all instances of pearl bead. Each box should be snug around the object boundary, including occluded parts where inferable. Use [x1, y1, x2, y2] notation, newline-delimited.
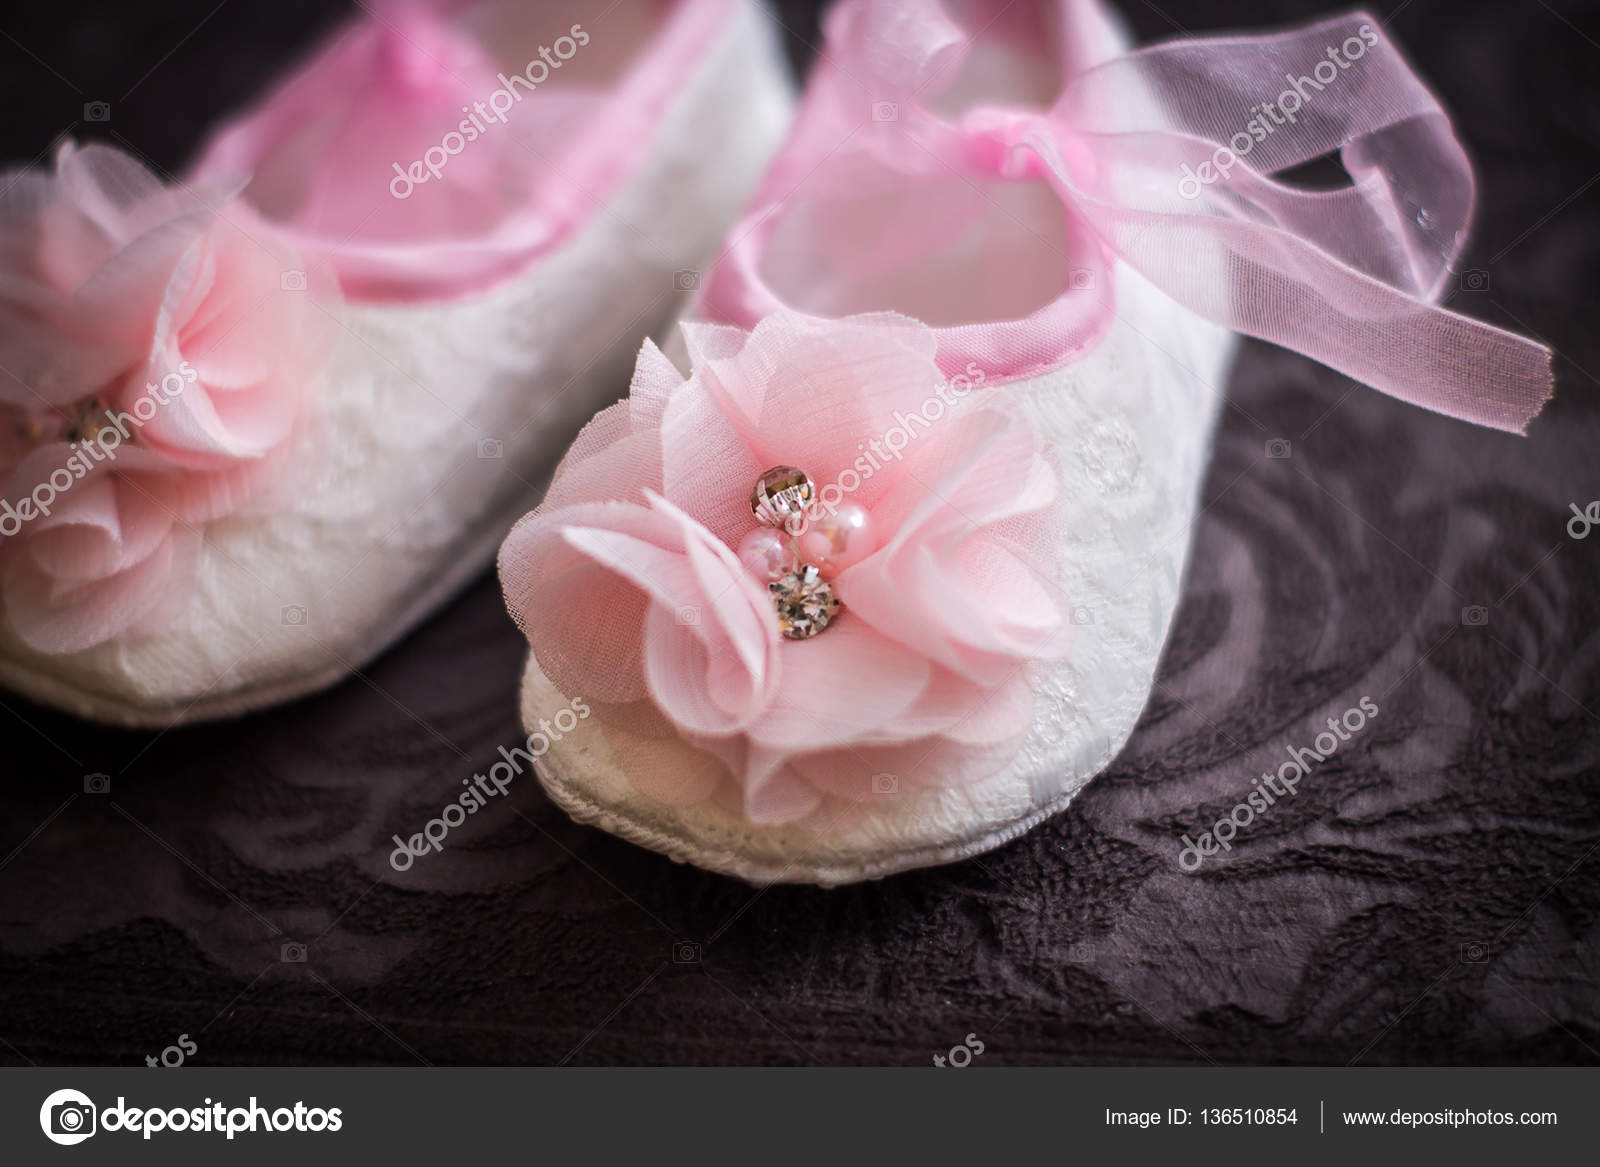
[797, 503, 877, 575]
[736, 527, 796, 581]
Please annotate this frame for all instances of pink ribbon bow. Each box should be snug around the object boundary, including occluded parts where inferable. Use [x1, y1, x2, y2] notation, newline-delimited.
[706, 1, 1553, 434]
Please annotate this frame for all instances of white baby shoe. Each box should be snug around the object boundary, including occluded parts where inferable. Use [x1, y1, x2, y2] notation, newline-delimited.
[500, 0, 1550, 884]
[0, 0, 792, 725]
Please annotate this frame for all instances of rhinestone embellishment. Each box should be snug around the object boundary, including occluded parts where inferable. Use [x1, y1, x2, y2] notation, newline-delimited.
[769, 564, 840, 640]
[750, 465, 813, 532]
[61, 398, 111, 445]
[745, 466, 843, 638]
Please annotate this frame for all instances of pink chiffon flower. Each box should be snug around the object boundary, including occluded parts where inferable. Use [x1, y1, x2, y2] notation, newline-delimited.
[500, 312, 1072, 823]
[0, 143, 334, 653]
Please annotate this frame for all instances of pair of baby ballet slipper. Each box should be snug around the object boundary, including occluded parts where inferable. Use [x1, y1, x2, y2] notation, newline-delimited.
[0, 0, 1553, 885]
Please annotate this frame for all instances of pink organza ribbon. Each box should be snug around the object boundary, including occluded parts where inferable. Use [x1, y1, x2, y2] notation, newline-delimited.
[706, 3, 1552, 434]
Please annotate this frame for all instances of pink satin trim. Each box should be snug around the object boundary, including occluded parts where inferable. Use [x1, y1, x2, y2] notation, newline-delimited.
[190, 0, 736, 302]
[701, 0, 1553, 434]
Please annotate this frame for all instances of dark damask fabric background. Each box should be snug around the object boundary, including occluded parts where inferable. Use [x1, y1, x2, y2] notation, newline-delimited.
[0, 0, 1596, 1066]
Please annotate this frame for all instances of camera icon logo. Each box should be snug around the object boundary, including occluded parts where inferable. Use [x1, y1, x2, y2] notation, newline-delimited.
[1065, 941, 1096, 965]
[1460, 269, 1490, 292]
[1068, 268, 1096, 291]
[675, 605, 699, 626]
[672, 939, 702, 964]
[281, 941, 307, 963]
[1265, 438, 1292, 459]
[1069, 604, 1095, 626]
[1461, 605, 1489, 627]
[281, 604, 307, 626]
[673, 269, 700, 291]
[83, 101, 110, 122]
[1461, 941, 1488, 963]
[40, 1088, 97, 1145]
[477, 437, 503, 459]
[83, 773, 110, 794]
[872, 101, 899, 122]
[280, 269, 307, 292]
[871, 772, 898, 795]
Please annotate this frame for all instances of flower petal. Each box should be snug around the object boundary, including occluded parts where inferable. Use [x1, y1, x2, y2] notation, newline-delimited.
[747, 618, 930, 752]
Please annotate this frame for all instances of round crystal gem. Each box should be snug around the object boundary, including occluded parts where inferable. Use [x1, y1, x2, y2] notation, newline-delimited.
[769, 564, 840, 640]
